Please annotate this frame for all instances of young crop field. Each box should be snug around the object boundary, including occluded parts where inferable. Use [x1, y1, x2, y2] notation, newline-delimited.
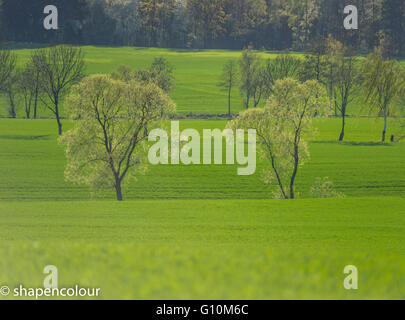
[0, 117, 404, 299]
[0, 47, 404, 300]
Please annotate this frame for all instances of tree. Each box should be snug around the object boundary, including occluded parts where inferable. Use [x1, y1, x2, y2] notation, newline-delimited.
[82, 0, 117, 45]
[113, 57, 175, 94]
[107, 0, 142, 46]
[26, 58, 41, 119]
[186, 0, 228, 48]
[59, 74, 175, 201]
[299, 38, 326, 83]
[138, 0, 176, 47]
[1, 69, 19, 118]
[32, 46, 85, 135]
[380, 0, 405, 58]
[149, 57, 175, 93]
[362, 50, 405, 142]
[0, 50, 18, 118]
[17, 66, 41, 119]
[0, 0, 3, 42]
[324, 35, 344, 116]
[0, 49, 16, 90]
[263, 54, 303, 97]
[217, 60, 238, 116]
[228, 78, 327, 199]
[333, 49, 360, 141]
[238, 47, 262, 109]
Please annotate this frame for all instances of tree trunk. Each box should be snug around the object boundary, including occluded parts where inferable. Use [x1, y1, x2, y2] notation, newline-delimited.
[228, 86, 231, 117]
[289, 145, 299, 200]
[339, 107, 346, 141]
[8, 91, 16, 118]
[56, 115, 63, 135]
[55, 99, 63, 135]
[33, 88, 38, 119]
[382, 107, 387, 142]
[115, 181, 123, 201]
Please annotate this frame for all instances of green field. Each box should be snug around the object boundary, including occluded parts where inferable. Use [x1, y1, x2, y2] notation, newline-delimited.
[3, 46, 404, 117]
[1, 198, 404, 300]
[0, 117, 404, 299]
[3, 47, 263, 116]
[0, 47, 404, 300]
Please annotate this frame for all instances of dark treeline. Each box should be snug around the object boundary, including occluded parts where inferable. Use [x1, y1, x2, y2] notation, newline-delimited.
[0, 0, 404, 56]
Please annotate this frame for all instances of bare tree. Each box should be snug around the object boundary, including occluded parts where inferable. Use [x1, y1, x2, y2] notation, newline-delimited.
[27, 56, 42, 119]
[262, 54, 303, 98]
[333, 50, 360, 141]
[32, 46, 85, 135]
[0, 50, 16, 90]
[1, 71, 19, 118]
[217, 60, 238, 116]
[239, 47, 262, 109]
[324, 36, 344, 116]
[17, 67, 38, 119]
[0, 50, 18, 117]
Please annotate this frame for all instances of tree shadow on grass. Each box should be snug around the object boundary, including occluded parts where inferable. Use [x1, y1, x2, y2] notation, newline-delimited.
[311, 141, 394, 147]
[0, 135, 51, 141]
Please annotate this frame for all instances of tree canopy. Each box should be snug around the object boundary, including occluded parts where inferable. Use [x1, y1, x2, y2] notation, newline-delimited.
[59, 74, 175, 201]
[1, 0, 404, 55]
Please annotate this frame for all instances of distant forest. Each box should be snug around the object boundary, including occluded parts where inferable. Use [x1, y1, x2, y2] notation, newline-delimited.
[0, 0, 404, 56]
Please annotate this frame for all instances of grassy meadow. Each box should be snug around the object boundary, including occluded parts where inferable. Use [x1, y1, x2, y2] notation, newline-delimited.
[0, 47, 404, 300]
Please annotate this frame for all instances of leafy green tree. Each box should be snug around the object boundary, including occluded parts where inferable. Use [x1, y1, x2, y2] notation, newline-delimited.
[60, 74, 175, 201]
[218, 60, 238, 116]
[362, 50, 405, 142]
[228, 78, 328, 199]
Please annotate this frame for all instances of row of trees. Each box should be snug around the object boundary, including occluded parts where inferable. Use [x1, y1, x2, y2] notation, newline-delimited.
[1, 0, 404, 56]
[0, 46, 175, 135]
[0, 47, 85, 134]
[59, 52, 402, 201]
[219, 40, 405, 142]
[229, 62, 404, 199]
